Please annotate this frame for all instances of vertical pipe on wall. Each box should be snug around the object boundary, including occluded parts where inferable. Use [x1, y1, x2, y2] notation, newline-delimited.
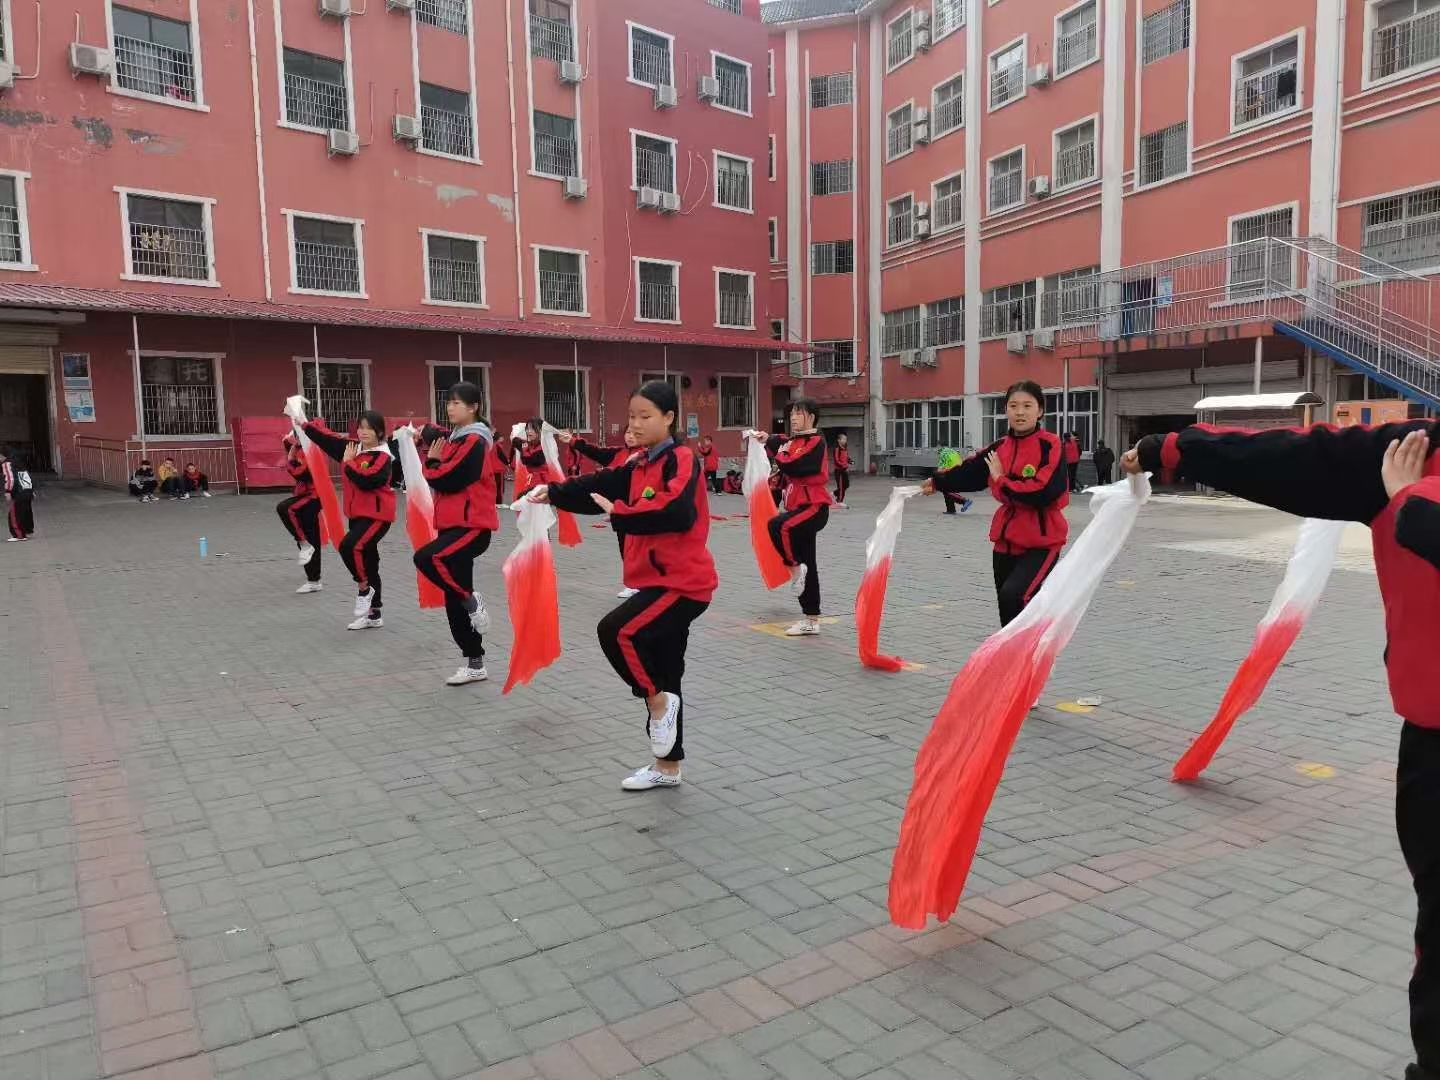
[504, 0, 526, 318]
[962, 0, 983, 451]
[573, 340, 581, 430]
[312, 325, 322, 421]
[850, 37, 860, 398]
[244, 0, 273, 301]
[866, 14, 884, 454]
[457, 334, 464, 382]
[131, 315, 146, 455]
[1253, 335, 1264, 394]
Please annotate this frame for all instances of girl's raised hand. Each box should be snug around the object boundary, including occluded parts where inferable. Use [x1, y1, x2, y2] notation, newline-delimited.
[985, 452, 1003, 479]
[343, 442, 358, 462]
[428, 438, 446, 460]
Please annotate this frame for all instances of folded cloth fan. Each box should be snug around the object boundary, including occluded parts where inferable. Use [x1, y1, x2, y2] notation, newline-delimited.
[394, 427, 445, 610]
[856, 486, 922, 671]
[285, 395, 344, 551]
[889, 473, 1152, 930]
[502, 499, 562, 693]
[540, 423, 583, 547]
[1172, 518, 1345, 781]
[741, 433, 790, 590]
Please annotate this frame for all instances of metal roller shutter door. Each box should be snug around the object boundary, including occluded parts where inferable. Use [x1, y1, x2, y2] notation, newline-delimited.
[0, 345, 53, 375]
[1113, 385, 1205, 416]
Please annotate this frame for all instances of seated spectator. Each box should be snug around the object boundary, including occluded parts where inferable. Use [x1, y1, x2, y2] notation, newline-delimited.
[129, 459, 158, 502]
[157, 458, 182, 500]
[722, 469, 743, 495]
[181, 462, 211, 499]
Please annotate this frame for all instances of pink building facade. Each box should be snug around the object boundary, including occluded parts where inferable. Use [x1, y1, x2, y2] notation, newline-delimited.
[0, 0, 783, 481]
[766, 0, 1440, 472]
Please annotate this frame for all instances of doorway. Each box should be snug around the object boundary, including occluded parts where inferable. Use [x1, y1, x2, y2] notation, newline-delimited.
[0, 374, 52, 472]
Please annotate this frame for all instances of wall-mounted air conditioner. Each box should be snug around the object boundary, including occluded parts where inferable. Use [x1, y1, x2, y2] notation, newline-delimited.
[393, 115, 422, 142]
[1033, 329, 1056, 350]
[1028, 175, 1051, 198]
[562, 176, 589, 199]
[327, 129, 360, 156]
[653, 84, 677, 109]
[918, 347, 937, 367]
[386, 0, 415, 10]
[1028, 62, 1051, 87]
[658, 191, 681, 213]
[1006, 332, 1028, 354]
[319, 0, 353, 17]
[899, 350, 919, 368]
[69, 43, 113, 77]
[637, 186, 662, 210]
[559, 60, 583, 84]
[697, 75, 720, 102]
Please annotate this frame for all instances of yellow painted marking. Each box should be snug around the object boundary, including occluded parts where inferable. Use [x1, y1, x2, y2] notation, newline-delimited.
[1055, 701, 1095, 715]
[900, 661, 927, 672]
[922, 603, 946, 611]
[1116, 580, 1136, 587]
[750, 616, 841, 638]
[1295, 762, 1336, 779]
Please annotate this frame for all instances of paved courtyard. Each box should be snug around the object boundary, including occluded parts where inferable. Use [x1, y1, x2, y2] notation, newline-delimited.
[0, 477, 1415, 1080]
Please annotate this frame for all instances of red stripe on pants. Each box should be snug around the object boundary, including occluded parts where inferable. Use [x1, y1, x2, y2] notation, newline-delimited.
[617, 591, 681, 697]
[7, 500, 20, 539]
[287, 495, 317, 540]
[1022, 547, 1061, 606]
[351, 520, 387, 589]
[431, 529, 481, 599]
[778, 504, 821, 565]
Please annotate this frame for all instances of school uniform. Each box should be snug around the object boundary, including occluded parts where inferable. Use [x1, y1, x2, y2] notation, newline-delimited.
[277, 442, 323, 583]
[698, 441, 720, 494]
[515, 442, 548, 495]
[766, 432, 833, 618]
[833, 445, 852, 503]
[492, 439, 511, 506]
[303, 421, 396, 616]
[573, 439, 639, 559]
[414, 422, 499, 666]
[934, 428, 1069, 626]
[3, 460, 34, 539]
[548, 439, 716, 765]
[1136, 420, 1440, 1079]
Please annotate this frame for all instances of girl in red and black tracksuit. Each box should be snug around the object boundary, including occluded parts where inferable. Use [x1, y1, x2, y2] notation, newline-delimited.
[928, 380, 1069, 627]
[302, 410, 396, 630]
[1126, 419, 1440, 1080]
[2, 451, 34, 541]
[566, 429, 642, 598]
[535, 380, 716, 793]
[833, 433, 852, 505]
[757, 398, 833, 636]
[278, 434, 323, 591]
[491, 434, 511, 506]
[697, 435, 720, 495]
[514, 418, 549, 497]
[412, 382, 500, 686]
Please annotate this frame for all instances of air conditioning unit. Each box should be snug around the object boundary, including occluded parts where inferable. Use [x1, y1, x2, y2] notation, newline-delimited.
[914, 8, 931, 28]
[319, 0, 353, 17]
[562, 175, 588, 199]
[913, 106, 930, 125]
[918, 347, 937, 367]
[393, 114, 422, 142]
[327, 128, 360, 156]
[68, 43, 113, 77]
[1028, 62, 1051, 87]
[916, 27, 932, 52]
[899, 350, 919, 368]
[914, 200, 930, 219]
[637, 186, 662, 210]
[653, 84, 678, 109]
[558, 60, 583, 84]
[697, 74, 720, 102]
[658, 190, 681, 213]
[915, 219, 932, 239]
[1006, 332, 1028, 354]
[913, 121, 930, 145]
[1028, 175, 1051, 198]
[386, 0, 415, 9]
[1033, 329, 1056, 350]
[0, 61, 14, 91]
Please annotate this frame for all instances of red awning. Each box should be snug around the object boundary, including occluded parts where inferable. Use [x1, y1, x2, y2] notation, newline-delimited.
[0, 281, 818, 353]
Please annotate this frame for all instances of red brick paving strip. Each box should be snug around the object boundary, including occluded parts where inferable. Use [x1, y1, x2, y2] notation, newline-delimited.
[37, 576, 215, 1080]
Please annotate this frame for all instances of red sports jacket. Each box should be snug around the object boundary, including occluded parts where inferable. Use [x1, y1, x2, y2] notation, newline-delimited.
[284, 444, 316, 498]
[302, 421, 396, 523]
[548, 440, 717, 602]
[767, 432, 833, 510]
[835, 446, 852, 470]
[419, 423, 500, 532]
[935, 428, 1069, 552]
[1140, 421, 1440, 729]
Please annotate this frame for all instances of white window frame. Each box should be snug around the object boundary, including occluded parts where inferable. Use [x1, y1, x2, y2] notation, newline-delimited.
[633, 256, 682, 324]
[1230, 28, 1306, 133]
[277, 44, 354, 137]
[1052, 0, 1100, 81]
[420, 227, 488, 309]
[427, 360, 492, 425]
[713, 150, 755, 214]
[626, 21, 675, 90]
[886, 7, 916, 73]
[1137, 121, 1190, 189]
[0, 0, 13, 65]
[931, 73, 964, 140]
[1224, 200, 1300, 294]
[886, 192, 916, 249]
[116, 186, 218, 287]
[886, 100, 916, 162]
[711, 50, 753, 117]
[931, 170, 964, 235]
[417, 81, 480, 165]
[810, 239, 854, 275]
[768, 216, 780, 262]
[283, 209, 366, 298]
[986, 146, 1026, 215]
[532, 244, 590, 318]
[292, 358, 372, 428]
[1359, 181, 1440, 272]
[537, 365, 592, 432]
[104, 0, 210, 113]
[988, 35, 1028, 113]
[767, 49, 775, 95]
[1364, 0, 1440, 88]
[630, 128, 678, 193]
[933, 0, 965, 43]
[716, 372, 756, 430]
[0, 169, 37, 271]
[714, 267, 756, 330]
[1051, 114, 1099, 192]
[768, 134, 777, 181]
[137, 350, 229, 438]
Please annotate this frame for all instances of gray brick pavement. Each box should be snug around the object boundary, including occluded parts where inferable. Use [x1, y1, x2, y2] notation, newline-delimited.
[0, 479, 1416, 1078]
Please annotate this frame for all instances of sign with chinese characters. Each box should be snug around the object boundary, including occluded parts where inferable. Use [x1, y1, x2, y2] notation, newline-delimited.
[65, 389, 97, 423]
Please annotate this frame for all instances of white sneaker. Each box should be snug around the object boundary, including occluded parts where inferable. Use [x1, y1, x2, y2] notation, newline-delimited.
[180, 493, 191, 500]
[648, 692, 680, 757]
[353, 589, 374, 618]
[202, 491, 212, 498]
[617, 586, 639, 599]
[834, 501, 848, 509]
[467, 594, 491, 633]
[621, 765, 682, 791]
[446, 666, 488, 686]
[790, 567, 807, 595]
[785, 619, 820, 637]
[297, 543, 316, 566]
[347, 615, 383, 630]
[296, 581, 324, 594]
[6, 537, 23, 543]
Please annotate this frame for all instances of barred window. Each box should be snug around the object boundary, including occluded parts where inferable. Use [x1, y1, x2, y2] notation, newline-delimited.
[716, 271, 754, 328]
[1054, 119, 1097, 189]
[809, 72, 853, 108]
[1364, 185, 1440, 269]
[811, 341, 856, 377]
[768, 218, 779, 262]
[533, 110, 577, 177]
[630, 26, 673, 88]
[113, 7, 196, 103]
[431, 364, 488, 424]
[1372, 0, 1440, 81]
[140, 355, 220, 436]
[887, 195, 915, 248]
[634, 134, 676, 193]
[283, 48, 348, 132]
[929, 398, 965, 450]
[1139, 122, 1187, 185]
[719, 375, 754, 429]
[417, 0, 469, 35]
[981, 281, 1036, 337]
[127, 195, 210, 282]
[933, 174, 963, 232]
[1055, 1, 1098, 76]
[989, 39, 1025, 109]
[810, 240, 854, 275]
[887, 103, 914, 160]
[933, 75, 963, 137]
[537, 248, 585, 313]
[716, 154, 753, 211]
[715, 55, 751, 113]
[981, 394, 1007, 444]
[882, 307, 922, 354]
[302, 362, 367, 433]
[636, 260, 678, 322]
[420, 82, 474, 159]
[1229, 207, 1295, 295]
[811, 160, 853, 196]
[887, 10, 914, 70]
[987, 150, 1024, 213]
[541, 368, 588, 430]
[529, 0, 573, 62]
[0, 176, 23, 265]
[1041, 266, 1100, 326]
[426, 234, 483, 306]
[291, 216, 362, 295]
[934, 0, 965, 38]
[1234, 38, 1299, 126]
[925, 297, 964, 346]
[888, 402, 923, 448]
[1142, 0, 1190, 64]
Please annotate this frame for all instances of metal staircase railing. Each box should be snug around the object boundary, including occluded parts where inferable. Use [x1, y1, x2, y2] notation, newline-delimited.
[1055, 236, 1440, 406]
